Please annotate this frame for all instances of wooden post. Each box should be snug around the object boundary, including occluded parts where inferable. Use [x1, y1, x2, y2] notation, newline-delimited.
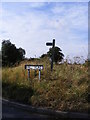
[51, 39, 55, 71]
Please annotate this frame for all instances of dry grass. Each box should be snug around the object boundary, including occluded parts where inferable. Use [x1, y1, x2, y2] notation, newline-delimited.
[2, 57, 89, 112]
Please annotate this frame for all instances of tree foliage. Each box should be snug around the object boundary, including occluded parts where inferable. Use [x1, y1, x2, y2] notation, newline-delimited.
[2, 40, 25, 66]
[47, 46, 64, 63]
[40, 54, 47, 58]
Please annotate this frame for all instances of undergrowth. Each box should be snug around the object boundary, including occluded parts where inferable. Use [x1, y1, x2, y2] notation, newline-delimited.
[2, 57, 89, 112]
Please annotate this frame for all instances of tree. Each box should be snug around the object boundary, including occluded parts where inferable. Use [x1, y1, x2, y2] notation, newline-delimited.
[2, 40, 25, 66]
[40, 54, 47, 58]
[47, 46, 64, 63]
[17, 47, 26, 61]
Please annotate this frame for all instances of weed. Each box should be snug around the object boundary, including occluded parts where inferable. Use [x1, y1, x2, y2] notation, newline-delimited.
[2, 58, 89, 112]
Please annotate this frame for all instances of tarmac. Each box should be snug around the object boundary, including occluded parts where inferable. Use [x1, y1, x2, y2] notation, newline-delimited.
[1, 98, 90, 119]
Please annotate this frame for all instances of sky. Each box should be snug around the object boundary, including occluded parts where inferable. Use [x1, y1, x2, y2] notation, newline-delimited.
[0, 1, 88, 60]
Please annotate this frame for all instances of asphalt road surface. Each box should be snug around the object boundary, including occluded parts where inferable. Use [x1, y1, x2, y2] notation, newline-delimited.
[2, 102, 58, 120]
[1, 100, 89, 120]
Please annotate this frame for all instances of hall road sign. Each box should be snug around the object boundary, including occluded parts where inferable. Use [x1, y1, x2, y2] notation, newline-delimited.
[46, 39, 55, 71]
[25, 65, 43, 70]
[25, 65, 43, 80]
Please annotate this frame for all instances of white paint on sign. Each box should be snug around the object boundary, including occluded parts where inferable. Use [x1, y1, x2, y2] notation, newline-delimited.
[25, 65, 43, 70]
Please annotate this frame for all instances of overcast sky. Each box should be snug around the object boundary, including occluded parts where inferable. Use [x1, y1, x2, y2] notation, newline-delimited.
[0, 1, 88, 59]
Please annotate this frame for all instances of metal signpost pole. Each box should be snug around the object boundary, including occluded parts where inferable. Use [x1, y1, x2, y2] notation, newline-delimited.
[39, 69, 41, 80]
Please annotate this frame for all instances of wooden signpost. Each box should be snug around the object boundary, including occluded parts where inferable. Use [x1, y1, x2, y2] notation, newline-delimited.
[46, 39, 55, 71]
[25, 65, 43, 80]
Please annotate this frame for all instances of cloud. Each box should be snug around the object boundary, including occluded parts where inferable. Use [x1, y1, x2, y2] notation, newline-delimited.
[0, 2, 88, 59]
[27, 2, 46, 8]
[51, 3, 88, 29]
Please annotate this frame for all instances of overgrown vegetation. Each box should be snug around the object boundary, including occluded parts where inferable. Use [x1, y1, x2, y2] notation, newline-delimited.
[2, 57, 89, 113]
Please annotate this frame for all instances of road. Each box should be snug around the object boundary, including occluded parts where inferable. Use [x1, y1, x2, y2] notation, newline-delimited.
[2, 102, 58, 120]
[1, 100, 89, 120]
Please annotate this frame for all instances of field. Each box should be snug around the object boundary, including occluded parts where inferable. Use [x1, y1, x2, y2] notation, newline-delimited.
[2, 57, 89, 113]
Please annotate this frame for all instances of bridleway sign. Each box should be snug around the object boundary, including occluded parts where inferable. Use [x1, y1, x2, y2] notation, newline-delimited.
[25, 65, 43, 80]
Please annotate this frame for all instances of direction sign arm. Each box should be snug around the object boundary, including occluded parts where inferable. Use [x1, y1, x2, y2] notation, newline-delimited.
[46, 43, 53, 46]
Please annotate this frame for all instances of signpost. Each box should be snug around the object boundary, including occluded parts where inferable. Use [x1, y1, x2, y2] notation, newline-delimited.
[46, 43, 53, 46]
[46, 39, 55, 71]
[25, 65, 43, 80]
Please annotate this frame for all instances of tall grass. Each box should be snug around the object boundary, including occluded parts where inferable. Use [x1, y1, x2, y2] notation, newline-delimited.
[2, 57, 89, 112]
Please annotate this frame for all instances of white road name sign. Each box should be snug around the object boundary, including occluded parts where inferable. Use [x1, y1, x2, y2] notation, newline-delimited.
[25, 65, 43, 70]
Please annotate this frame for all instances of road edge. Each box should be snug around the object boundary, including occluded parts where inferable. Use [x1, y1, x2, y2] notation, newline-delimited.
[2, 98, 89, 119]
